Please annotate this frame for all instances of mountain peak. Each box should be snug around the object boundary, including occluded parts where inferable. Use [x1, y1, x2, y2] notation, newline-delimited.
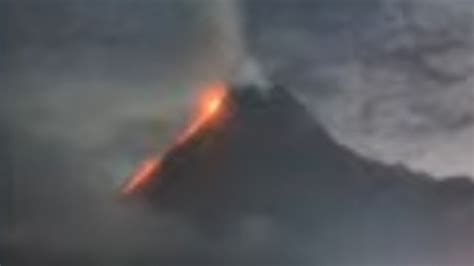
[229, 84, 306, 113]
[120, 83, 474, 264]
[123, 84, 345, 207]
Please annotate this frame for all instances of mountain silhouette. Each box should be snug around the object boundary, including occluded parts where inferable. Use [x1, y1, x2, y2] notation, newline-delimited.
[124, 84, 474, 265]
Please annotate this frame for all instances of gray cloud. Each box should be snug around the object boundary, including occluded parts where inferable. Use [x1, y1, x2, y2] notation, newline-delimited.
[246, 0, 474, 178]
[1, 0, 245, 263]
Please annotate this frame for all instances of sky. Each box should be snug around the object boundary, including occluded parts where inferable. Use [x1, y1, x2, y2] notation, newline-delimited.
[1, 0, 472, 184]
[0, 0, 473, 264]
[245, 0, 474, 178]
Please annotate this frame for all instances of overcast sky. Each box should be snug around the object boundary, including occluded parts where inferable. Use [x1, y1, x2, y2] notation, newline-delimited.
[1, 0, 472, 185]
[246, 0, 474, 178]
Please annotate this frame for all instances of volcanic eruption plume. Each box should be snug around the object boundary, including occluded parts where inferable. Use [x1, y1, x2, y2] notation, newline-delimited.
[122, 82, 229, 195]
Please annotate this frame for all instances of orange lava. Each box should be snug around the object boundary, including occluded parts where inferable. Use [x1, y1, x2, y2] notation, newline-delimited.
[177, 82, 228, 145]
[121, 82, 228, 195]
[122, 156, 161, 195]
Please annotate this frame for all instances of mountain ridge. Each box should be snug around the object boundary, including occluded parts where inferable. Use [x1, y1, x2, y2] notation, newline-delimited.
[123, 84, 474, 265]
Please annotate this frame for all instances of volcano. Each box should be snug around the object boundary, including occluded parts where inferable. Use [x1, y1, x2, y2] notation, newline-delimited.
[123, 84, 361, 214]
[122, 84, 474, 265]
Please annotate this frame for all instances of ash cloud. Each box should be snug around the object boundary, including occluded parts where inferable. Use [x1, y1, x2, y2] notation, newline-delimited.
[1, 0, 246, 263]
[2, 0, 246, 180]
[245, 0, 474, 178]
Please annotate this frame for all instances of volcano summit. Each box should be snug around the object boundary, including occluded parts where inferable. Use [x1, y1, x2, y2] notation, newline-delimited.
[123, 84, 474, 265]
[124, 84, 355, 213]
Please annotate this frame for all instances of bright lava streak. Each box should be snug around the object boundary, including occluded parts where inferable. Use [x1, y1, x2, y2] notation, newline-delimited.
[176, 82, 228, 144]
[121, 82, 228, 195]
[122, 156, 161, 195]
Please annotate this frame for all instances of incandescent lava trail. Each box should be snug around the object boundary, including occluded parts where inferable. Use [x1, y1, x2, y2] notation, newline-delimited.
[176, 82, 228, 145]
[121, 156, 162, 195]
[121, 82, 229, 195]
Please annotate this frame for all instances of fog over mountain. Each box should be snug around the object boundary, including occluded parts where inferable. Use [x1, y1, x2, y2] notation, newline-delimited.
[0, 0, 473, 265]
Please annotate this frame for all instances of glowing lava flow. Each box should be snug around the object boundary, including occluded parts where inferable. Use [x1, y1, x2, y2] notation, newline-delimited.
[121, 82, 228, 195]
[122, 156, 162, 195]
[176, 82, 228, 145]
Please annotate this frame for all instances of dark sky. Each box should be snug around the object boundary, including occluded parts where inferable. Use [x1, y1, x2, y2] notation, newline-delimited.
[1, 0, 473, 181]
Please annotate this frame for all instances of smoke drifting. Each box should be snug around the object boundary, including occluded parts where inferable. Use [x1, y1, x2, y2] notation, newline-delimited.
[245, 0, 474, 178]
[231, 58, 271, 90]
[1, 0, 249, 264]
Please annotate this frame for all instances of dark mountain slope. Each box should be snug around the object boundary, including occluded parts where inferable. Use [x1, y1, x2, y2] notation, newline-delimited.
[126, 84, 474, 265]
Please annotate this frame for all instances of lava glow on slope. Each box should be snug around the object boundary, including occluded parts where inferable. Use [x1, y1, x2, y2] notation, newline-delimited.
[177, 82, 228, 144]
[121, 156, 162, 195]
[121, 82, 228, 195]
